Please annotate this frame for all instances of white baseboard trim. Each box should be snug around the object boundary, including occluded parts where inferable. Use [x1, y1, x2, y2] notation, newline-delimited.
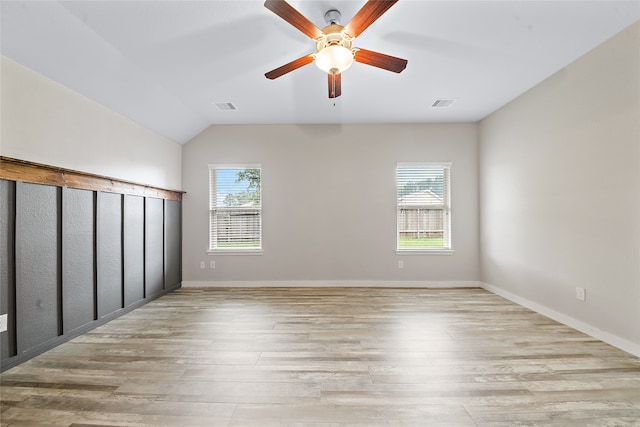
[481, 282, 640, 358]
[182, 280, 481, 289]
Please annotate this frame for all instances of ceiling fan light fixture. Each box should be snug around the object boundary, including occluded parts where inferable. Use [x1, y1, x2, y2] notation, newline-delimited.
[315, 45, 354, 74]
[263, 0, 407, 97]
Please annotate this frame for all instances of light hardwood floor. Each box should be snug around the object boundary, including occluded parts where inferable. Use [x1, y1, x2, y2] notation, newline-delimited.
[1, 287, 639, 426]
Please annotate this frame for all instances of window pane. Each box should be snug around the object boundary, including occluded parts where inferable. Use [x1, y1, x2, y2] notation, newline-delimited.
[210, 167, 261, 250]
[397, 164, 450, 250]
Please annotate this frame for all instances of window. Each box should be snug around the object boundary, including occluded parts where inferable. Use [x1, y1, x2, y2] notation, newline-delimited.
[396, 163, 451, 253]
[209, 165, 262, 253]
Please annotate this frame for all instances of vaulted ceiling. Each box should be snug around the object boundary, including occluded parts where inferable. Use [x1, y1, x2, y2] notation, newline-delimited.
[2, 1, 638, 144]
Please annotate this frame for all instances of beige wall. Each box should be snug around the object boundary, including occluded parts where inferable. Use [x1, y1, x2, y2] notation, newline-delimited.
[1, 56, 182, 190]
[479, 22, 640, 355]
[182, 123, 479, 286]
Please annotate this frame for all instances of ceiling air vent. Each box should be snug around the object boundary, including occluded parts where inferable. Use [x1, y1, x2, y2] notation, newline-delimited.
[214, 102, 237, 111]
[431, 99, 456, 108]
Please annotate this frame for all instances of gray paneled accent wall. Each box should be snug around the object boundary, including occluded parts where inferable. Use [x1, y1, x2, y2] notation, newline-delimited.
[15, 182, 61, 353]
[0, 180, 16, 360]
[124, 195, 145, 307]
[97, 192, 124, 318]
[0, 178, 181, 372]
[145, 197, 164, 297]
[165, 200, 181, 289]
[62, 188, 96, 334]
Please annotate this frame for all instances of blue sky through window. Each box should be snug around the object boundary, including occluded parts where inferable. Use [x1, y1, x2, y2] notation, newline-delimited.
[216, 168, 253, 206]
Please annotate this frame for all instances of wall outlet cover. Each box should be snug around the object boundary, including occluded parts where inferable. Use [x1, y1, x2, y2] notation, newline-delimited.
[0, 313, 7, 332]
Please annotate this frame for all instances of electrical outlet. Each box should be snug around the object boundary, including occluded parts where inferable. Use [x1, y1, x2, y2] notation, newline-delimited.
[0, 314, 7, 333]
[398, 260, 404, 269]
[576, 287, 586, 301]
[200, 261, 205, 269]
[210, 260, 216, 269]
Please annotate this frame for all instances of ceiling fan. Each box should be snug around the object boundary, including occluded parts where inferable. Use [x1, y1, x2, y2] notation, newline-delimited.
[264, 0, 408, 98]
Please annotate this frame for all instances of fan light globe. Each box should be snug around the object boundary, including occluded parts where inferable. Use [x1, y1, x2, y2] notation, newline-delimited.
[315, 45, 354, 74]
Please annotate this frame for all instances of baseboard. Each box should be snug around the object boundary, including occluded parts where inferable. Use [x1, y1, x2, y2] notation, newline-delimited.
[182, 280, 481, 288]
[481, 282, 640, 358]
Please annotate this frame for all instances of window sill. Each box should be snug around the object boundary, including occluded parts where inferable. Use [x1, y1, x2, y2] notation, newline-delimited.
[207, 249, 263, 256]
[396, 249, 455, 256]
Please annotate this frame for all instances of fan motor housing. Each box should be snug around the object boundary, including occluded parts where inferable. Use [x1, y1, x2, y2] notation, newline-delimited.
[316, 24, 353, 53]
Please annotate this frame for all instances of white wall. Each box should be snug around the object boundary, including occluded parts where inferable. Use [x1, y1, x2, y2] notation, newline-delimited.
[479, 22, 640, 355]
[1, 56, 182, 190]
[182, 123, 479, 286]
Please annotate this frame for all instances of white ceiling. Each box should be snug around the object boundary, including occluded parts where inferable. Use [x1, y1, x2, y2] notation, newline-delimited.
[2, 1, 639, 144]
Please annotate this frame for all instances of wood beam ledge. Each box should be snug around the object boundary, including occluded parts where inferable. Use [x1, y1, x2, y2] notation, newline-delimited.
[0, 156, 184, 201]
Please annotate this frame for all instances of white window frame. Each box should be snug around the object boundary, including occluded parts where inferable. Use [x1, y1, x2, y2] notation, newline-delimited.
[207, 164, 263, 255]
[396, 162, 453, 255]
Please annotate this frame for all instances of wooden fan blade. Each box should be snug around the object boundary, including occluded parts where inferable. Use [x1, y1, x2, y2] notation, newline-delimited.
[265, 54, 315, 80]
[264, 0, 323, 39]
[344, 0, 399, 38]
[328, 73, 342, 98]
[354, 48, 407, 73]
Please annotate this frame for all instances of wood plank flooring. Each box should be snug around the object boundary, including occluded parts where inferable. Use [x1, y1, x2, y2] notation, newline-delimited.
[1, 287, 639, 426]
